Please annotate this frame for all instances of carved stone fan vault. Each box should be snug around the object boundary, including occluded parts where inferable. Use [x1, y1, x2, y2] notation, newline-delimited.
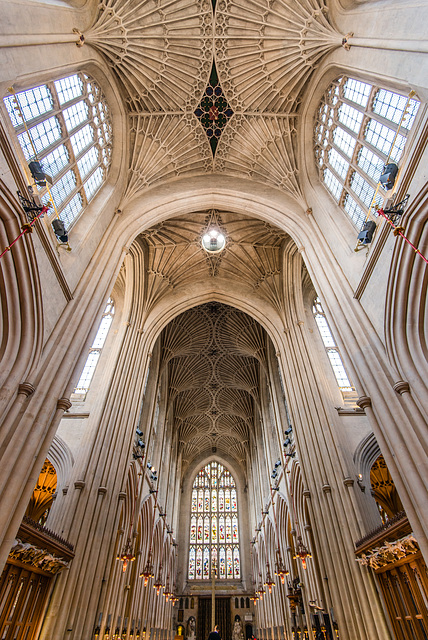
[78, 0, 344, 205]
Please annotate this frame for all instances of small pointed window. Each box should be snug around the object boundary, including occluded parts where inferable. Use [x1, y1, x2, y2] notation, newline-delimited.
[312, 297, 353, 392]
[73, 298, 114, 397]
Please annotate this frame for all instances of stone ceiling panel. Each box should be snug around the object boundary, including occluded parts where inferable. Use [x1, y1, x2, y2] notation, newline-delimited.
[85, 0, 213, 111]
[156, 302, 274, 474]
[215, 0, 341, 112]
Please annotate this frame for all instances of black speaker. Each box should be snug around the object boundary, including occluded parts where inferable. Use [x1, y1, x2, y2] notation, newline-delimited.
[379, 163, 398, 190]
[28, 161, 46, 185]
[357, 220, 376, 245]
[52, 218, 68, 243]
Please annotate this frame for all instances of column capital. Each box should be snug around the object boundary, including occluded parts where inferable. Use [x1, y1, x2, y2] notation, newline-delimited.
[18, 382, 36, 397]
[393, 380, 410, 395]
[57, 397, 72, 411]
[356, 395, 371, 409]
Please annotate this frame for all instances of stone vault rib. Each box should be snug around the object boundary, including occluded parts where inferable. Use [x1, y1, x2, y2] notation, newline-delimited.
[123, 114, 212, 204]
[215, 0, 342, 112]
[214, 114, 305, 204]
[84, 0, 213, 111]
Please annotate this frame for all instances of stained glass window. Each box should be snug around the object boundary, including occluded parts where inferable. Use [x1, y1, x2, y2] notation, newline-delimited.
[4, 73, 112, 229]
[188, 462, 240, 580]
[314, 76, 419, 230]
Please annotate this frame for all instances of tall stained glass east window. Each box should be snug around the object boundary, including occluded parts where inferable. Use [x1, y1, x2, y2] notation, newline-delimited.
[188, 462, 240, 580]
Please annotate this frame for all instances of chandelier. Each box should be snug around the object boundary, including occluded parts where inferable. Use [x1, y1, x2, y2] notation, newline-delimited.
[140, 557, 154, 586]
[117, 538, 136, 573]
[153, 564, 163, 595]
[293, 536, 312, 570]
[263, 561, 275, 593]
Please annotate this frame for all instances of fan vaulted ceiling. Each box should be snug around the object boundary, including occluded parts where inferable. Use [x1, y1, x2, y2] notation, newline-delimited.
[139, 210, 291, 315]
[79, 0, 344, 205]
[160, 301, 269, 475]
[141, 211, 297, 474]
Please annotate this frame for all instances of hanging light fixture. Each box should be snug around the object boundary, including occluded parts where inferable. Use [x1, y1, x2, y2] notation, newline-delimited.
[274, 556, 289, 584]
[140, 557, 154, 586]
[201, 210, 227, 254]
[293, 536, 312, 570]
[139, 491, 158, 585]
[153, 564, 163, 595]
[163, 576, 172, 601]
[286, 468, 312, 570]
[250, 594, 259, 605]
[202, 227, 226, 254]
[117, 538, 136, 573]
[269, 476, 290, 585]
[257, 573, 265, 600]
[263, 561, 275, 593]
[118, 468, 144, 572]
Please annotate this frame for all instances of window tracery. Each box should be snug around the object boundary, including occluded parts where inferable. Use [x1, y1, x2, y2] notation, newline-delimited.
[188, 461, 240, 580]
[4, 73, 112, 228]
[312, 297, 353, 392]
[314, 76, 420, 229]
[73, 298, 115, 397]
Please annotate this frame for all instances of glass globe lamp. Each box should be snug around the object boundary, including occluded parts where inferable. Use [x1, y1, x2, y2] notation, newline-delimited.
[202, 227, 226, 254]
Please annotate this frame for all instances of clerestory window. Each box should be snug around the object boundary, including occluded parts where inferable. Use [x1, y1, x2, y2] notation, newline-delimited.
[4, 73, 112, 228]
[314, 76, 420, 229]
[73, 298, 115, 397]
[312, 297, 354, 393]
[188, 461, 240, 580]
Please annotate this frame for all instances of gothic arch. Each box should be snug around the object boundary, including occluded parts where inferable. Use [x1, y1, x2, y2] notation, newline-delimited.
[384, 183, 428, 415]
[354, 431, 381, 480]
[0, 179, 43, 403]
[46, 434, 74, 490]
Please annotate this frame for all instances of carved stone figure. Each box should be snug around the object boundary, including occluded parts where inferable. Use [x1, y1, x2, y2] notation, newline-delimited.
[186, 616, 196, 640]
[233, 620, 243, 640]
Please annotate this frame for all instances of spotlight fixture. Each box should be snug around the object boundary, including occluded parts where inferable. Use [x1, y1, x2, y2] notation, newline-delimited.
[357, 220, 376, 245]
[285, 426, 292, 435]
[52, 218, 69, 244]
[201, 227, 226, 254]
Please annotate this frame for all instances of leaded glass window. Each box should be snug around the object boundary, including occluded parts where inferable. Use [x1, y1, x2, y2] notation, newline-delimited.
[73, 298, 114, 397]
[314, 76, 420, 230]
[312, 297, 353, 392]
[4, 73, 112, 228]
[188, 462, 240, 580]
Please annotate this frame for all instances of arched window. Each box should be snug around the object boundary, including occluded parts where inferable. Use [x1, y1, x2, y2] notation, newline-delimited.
[314, 76, 420, 229]
[73, 298, 114, 397]
[188, 461, 240, 580]
[312, 297, 353, 393]
[4, 72, 112, 228]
